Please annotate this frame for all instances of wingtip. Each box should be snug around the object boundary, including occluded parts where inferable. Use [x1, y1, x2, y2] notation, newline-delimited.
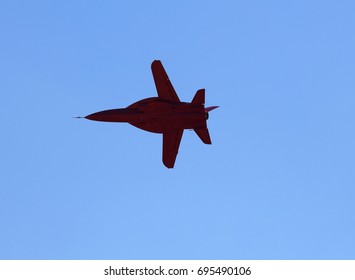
[151, 60, 161, 68]
[163, 161, 175, 169]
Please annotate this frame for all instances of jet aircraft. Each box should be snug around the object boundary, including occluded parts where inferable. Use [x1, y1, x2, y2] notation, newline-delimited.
[82, 60, 218, 168]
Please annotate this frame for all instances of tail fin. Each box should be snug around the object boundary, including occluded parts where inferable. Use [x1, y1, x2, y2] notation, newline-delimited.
[194, 127, 212, 144]
[191, 89, 205, 105]
[192, 88, 216, 144]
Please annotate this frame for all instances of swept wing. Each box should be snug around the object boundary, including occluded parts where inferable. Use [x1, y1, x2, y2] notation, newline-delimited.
[162, 129, 183, 168]
[151, 60, 180, 102]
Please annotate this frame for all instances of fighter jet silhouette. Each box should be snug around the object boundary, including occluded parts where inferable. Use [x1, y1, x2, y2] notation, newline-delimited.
[83, 60, 218, 168]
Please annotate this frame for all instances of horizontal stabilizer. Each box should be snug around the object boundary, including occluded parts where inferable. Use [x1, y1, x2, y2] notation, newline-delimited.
[194, 127, 212, 144]
[191, 89, 205, 105]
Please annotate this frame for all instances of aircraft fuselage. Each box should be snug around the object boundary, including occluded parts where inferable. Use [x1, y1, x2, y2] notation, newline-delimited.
[85, 97, 207, 133]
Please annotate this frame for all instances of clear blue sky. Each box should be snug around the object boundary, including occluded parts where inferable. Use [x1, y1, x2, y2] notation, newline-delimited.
[1, 1, 354, 259]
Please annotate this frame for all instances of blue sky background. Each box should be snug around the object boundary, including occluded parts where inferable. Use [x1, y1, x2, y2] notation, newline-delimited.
[1, 1, 354, 259]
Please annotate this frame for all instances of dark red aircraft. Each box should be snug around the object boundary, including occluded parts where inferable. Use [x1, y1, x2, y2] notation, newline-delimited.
[82, 60, 218, 168]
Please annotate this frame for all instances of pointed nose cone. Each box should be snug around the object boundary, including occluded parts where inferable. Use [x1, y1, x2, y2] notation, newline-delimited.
[85, 112, 100, 121]
[205, 106, 219, 112]
[85, 114, 93, 120]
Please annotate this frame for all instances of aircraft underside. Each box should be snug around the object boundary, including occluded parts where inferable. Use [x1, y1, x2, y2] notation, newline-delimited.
[83, 60, 218, 168]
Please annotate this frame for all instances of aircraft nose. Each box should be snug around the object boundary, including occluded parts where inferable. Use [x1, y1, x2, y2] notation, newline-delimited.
[85, 112, 100, 121]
